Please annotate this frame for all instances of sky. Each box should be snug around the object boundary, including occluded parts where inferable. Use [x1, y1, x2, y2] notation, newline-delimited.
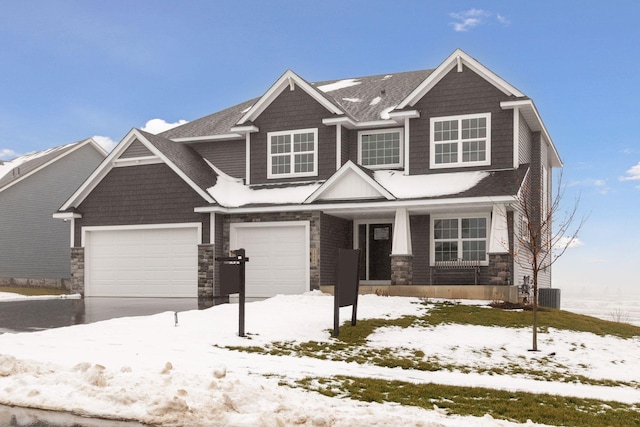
[0, 1, 638, 295]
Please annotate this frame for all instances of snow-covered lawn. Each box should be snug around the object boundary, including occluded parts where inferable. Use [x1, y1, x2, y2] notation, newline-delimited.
[0, 292, 639, 426]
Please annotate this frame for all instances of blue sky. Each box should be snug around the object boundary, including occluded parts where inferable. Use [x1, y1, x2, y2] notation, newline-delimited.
[1, 1, 638, 295]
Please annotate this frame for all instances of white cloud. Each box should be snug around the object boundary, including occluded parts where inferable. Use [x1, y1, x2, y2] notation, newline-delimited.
[620, 162, 640, 188]
[555, 236, 584, 250]
[0, 148, 18, 161]
[141, 118, 188, 135]
[92, 135, 118, 152]
[449, 9, 491, 32]
[449, 9, 510, 32]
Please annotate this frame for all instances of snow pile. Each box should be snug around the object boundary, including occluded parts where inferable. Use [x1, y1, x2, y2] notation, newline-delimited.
[0, 292, 80, 302]
[0, 144, 74, 181]
[317, 79, 361, 92]
[375, 169, 489, 198]
[0, 293, 638, 426]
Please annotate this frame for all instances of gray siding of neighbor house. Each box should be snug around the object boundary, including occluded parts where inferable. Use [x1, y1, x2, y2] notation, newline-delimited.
[191, 139, 246, 179]
[408, 66, 514, 175]
[73, 163, 210, 247]
[0, 145, 104, 280]
[250, 86, 337, 185]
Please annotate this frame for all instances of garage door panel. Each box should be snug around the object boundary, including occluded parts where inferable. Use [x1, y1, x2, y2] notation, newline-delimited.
[86, 226, 198, 297]
[232, 223, 308, 298]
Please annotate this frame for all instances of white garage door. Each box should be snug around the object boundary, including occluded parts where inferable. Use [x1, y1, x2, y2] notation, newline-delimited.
[84, 225, 199, 297]
[231, 222, 309, 298]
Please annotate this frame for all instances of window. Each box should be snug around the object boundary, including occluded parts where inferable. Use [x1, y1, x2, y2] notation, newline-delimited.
[358, 129, 403, 168]
[430, 113, 491, 168]
[267, 129, 318, 178]
[432, 215, 489, 263]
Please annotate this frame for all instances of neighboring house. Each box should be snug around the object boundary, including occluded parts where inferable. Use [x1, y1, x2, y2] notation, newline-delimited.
[55, 49, 561, 302]
[0, 139, 107, 288]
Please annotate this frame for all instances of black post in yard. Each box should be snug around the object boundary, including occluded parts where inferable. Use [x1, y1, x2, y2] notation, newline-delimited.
[216, 248, 249, 338]
[333, 248, 361, 337]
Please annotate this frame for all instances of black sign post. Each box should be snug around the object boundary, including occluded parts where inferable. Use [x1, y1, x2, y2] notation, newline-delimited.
[333, 248, 361, 337]
[216, 249, 249, 337]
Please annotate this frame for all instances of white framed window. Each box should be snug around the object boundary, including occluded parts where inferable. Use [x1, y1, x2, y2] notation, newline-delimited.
[431, 214, 490, 264]
[267, 128, 318, 179]
[430, 113, 491, 169]
[358, 128, 403, 169]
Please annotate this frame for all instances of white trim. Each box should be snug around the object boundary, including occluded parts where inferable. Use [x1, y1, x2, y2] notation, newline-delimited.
[172, 134, 245, 143]
[197, 195, 515, 215]
[112, 156, 163, 167]
[229, 220, 311, 292]
[210, 212, 216, 245]
[354, 219, 394, 284]
[304, 160, 395, 204]
[70, 218, 75, 249]
[60, 129, 216, 210]
[513, 107, 520, 169]
[501, 99, 562, 168]
[52, 212, 82, 220]
[357, 128, 404, 170]
[398, 49, 525, 109]
[430, 112, 491, 169]
[335, 123, 342, 171]
[229, 125, 259, 134]
[267, 128, 318, 179]
[238, 70, 343, 125]
[430, 212, 491, 266]
[403, 117, 410, 175]
[245, 132, 251, 185]
[82, 222, 203, 247]
[392, 207, 412, 255]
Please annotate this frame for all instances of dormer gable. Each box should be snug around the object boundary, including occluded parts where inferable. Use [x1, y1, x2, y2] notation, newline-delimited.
[304, 161, 394, 203]
[235, 70, 345, 127]
[397, 49, 525, 109]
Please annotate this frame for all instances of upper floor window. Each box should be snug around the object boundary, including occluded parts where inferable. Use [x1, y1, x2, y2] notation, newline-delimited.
[358, 128, 403, 169]
[430, 113, 491, 169]
[267, 128, 318, 179]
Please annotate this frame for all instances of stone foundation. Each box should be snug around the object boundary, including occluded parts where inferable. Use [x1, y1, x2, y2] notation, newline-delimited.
[198, 244, 214, 299]
[488, 253, 511, 286]
[390, 255, 413, 285]
[70, 247, 85, 295]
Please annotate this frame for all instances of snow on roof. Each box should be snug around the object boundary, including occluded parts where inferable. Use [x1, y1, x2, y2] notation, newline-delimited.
[0, 143, 75, 182]
[316, 78, 361, 92]
[208, 173, 321, 207]
[374, 169, 489, 199]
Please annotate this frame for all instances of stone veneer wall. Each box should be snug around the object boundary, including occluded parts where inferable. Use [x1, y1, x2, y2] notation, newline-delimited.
[221, 211, 321, 295]
[488, 253, 511, 286]
[198, 244, 214, 300]
[390, 255, 413, 285]
[70, 247, 85, 295]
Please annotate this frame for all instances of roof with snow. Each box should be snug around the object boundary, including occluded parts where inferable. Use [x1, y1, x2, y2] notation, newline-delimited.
[0, 140, 100, 192]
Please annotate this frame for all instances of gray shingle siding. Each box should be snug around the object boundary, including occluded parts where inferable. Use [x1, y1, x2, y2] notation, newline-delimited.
[409, 67, 514, 175]
[74, 163, 210, 246]
[0, 145, 104, 280]
[191, 139, 245, 179]
[250, 87, 337, 184]
[120, 140, 153, 158]
[409, 215, 430, 284]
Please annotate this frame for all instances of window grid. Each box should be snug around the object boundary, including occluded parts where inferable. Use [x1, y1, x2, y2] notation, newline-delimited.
[268, 129, 317, 178]
[434, 217, 488, 262]
[359, 129, 403, 168]
[431, 114, 490, 168]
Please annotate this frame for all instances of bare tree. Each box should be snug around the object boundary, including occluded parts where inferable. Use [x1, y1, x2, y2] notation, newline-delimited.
[514, 170, 587, 351]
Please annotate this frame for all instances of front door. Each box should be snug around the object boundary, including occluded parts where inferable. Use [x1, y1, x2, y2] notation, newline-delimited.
[357, 222, 393, 282]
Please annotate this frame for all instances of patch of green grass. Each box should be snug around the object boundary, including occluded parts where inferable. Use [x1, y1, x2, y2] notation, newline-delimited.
[0, 286, 68, 296]
[293, 376, 640, 427]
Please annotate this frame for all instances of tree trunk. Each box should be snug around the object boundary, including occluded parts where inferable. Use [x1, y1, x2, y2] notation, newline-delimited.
[531, 268, 539, 351]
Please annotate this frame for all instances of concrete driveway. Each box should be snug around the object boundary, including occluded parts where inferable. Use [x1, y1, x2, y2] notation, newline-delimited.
[0, 297, 200, 334]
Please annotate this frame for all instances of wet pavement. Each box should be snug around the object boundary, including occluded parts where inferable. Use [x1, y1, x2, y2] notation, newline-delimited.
[0, 296, 205, 426]
[0, 297, 200, 334]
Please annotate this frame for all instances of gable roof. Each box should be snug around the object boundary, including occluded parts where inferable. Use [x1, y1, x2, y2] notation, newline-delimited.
[0, 139, 107, 193]
[59, 129, 218, 211]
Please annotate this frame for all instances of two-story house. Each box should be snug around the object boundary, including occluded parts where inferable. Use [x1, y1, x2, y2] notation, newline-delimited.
[55, 49, 561, 302]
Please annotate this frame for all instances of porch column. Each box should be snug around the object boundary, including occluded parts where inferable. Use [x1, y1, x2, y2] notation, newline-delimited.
[391, 208, 413, 285]
[70, 247, 85, 296]
[488, 204, 511, 286]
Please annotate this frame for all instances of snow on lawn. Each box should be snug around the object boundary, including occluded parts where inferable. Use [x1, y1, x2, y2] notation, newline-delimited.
[0, 292, 81, 301]
[0, 292, 639, 426]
